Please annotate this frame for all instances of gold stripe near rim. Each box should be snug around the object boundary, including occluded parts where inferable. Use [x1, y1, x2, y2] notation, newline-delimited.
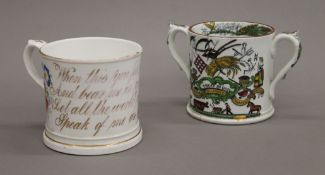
[44, 129, 142, 147]
[39, 49, 142, 64]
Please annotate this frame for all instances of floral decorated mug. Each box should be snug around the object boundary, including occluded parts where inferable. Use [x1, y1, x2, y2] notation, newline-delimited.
[23, 37, 143, 155]
[167, 21, 301, 124]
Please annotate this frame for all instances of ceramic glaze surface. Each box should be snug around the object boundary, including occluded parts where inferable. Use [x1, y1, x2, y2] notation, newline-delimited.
[40, 37, 141, 62]
[190, 21, 273, 37]
[23, 37, 143, 155]
[167, 21, 301, 124]
[188, 34, 272, 120]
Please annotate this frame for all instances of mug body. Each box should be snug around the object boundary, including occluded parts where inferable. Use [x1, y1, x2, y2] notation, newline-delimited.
[38, 38, 142, 154]
[187, 22, 275, 124]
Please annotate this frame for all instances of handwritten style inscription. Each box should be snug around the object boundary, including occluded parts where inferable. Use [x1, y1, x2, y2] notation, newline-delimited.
[43, 61, 140, 136]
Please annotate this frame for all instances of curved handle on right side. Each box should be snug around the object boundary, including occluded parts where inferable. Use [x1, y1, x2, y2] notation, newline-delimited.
[269, 32, 302, 100]
[23, 40, 47, 88]
[167, 23, 190, 80]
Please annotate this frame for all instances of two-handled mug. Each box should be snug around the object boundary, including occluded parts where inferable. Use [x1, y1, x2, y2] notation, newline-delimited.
[167, 21, 301, 124]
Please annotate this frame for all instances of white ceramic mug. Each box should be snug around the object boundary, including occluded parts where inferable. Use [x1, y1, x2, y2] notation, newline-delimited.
[167, 21, 301, 124]
[23, 37, 143, 155]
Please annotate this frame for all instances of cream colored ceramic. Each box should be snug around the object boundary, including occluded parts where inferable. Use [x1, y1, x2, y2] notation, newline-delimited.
[23, 37, 143, 155]
[167, 21, 301, 124]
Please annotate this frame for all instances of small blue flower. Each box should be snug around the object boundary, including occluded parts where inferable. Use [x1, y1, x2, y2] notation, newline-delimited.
[42, 64, 52, 87]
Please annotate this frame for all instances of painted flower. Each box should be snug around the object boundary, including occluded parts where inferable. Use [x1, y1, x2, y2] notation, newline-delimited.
[42, 64, 52, 87]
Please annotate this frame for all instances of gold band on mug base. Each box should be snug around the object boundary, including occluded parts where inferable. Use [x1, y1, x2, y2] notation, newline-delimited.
[43, 129, 143, 155]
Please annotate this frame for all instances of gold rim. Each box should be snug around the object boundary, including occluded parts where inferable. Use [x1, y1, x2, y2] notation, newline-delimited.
[188, 21, 276, 38]
[39, 37, 143, 64]
[39, 50, 142, 64]
[44, 129, 142, 147]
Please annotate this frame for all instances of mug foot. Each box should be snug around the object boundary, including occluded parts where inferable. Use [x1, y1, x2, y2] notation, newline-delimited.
[186, 103, 274, 125]
[43, 128, 143, 155]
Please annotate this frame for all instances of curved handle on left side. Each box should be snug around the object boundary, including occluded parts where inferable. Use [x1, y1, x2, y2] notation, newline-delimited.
[23, 40, 47, 88]
[167, 23, 190, 80]
[269, 32, 302, 100]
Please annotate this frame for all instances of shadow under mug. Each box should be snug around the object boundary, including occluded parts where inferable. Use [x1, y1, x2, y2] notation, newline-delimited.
[167, 21, 302, 125]
[23, 37, 143, 155]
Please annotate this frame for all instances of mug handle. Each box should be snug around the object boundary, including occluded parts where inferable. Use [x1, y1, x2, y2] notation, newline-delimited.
[270, 32, 302, 100]
[23, 40, 47, 88]
[167, 23, 190, 80]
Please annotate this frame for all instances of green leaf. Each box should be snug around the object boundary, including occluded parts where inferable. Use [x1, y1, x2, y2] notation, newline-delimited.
[236, 24, 272, 37]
